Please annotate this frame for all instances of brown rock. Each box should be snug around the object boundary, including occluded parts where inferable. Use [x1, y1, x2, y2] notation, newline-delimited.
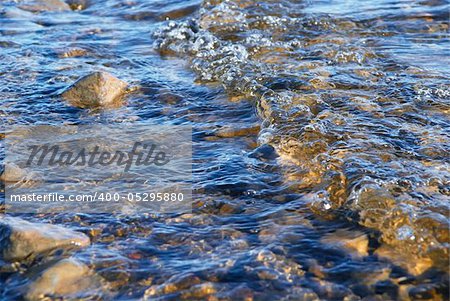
[25, 258, 94, 301]
[215, 125, 260, 138]
[57, 47, 88, 58]
[374, 244, 433, 276]
[321, 229, 369, 258]
[0, 164, 29, 183]
[144, 273, 202, 298]
[158, 4, 200, 21]
[65, 0, 89, 10]
[62, 72, 128, 108]
[219, 202, 241, 214]
[180, 283, 217, 299]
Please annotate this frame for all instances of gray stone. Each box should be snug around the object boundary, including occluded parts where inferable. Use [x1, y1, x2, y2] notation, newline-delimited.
[25, 258, 93, 301]
[0, 216, 90, 262]
[19, 0, 71, 12]
[62, 72, 128, 108]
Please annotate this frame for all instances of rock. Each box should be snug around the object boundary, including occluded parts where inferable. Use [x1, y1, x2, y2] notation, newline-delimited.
[158, 91, 183, 104]
[374, 244, 433, 276]
[62, 72, 128, 108]
[57, 47, 88, 58]
[19, 0, 71, 12]
[215, 124, 260, 138]
[0, 164, 29, 183]
[144, 273, 202, 298]
[0, 163, 39, 189]
[0, 216, 90, 262]
[248, 144, 278, 160]
[180, 282, 217, 299]
[25, 258, 93, 301]
[158, 4, 200, 21]
[321, 229, 369, 258]
[219, 202, 242, 214]
[65, 0, 89, 10]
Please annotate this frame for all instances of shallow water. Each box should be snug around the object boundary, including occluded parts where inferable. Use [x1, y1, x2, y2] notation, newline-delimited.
[0, 0, 449, 300]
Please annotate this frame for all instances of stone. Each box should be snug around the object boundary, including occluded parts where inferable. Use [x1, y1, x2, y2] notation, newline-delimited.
[144, 273, 202, 298]
[57, 47, 88, 58]
[374, 244, 433, 276]
[158, 4, 200, 21]
[321, 229, 369, 258]
[215, 124, 260, 138]
[0, 163, 29, 183]
[25, 258, 93, 301]
[65, 0, 89, 10]
[19, 0, 71, 12]
[248, 144, 278, 160]
[62, 72, 128, 108]
[180, 283, 217, 299]
[0, 216, 90, 262]
[219, 202, 242, 214]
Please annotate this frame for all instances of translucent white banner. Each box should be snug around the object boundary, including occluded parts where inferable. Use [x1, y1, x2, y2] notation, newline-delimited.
[4, 124, 192, 213]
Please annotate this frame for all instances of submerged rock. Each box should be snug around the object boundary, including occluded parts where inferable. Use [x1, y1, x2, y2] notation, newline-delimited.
[321, 229, 369, 258]
[248, 144, 278, 160]
[65, 0, 89, 10]
[0, 216, 90, 262]
[0, 164, 29, 183]
[62, 72, 128, 108]
[144, 273, 202, 299]
[214, 124, 260, 138]
[25, 258, 94, 301]
[375, 244, 433, 276]
[19, 0, 71, 12]
[56, 47, 88, 58]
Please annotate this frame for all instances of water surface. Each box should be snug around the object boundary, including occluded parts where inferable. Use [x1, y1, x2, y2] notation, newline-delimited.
[0, 0, 449, 300]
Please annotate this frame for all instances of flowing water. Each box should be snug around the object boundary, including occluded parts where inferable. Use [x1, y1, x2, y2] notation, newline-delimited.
[0, 0, 449, 300]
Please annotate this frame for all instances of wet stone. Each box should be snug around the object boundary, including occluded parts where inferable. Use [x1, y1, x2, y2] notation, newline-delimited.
[158, 4, 200, 21]
[158, 91, 183, 104]
[321, 229, 369, 258]
[65, 0, 89, 10]
[62, 72, 128, 108]
[19, 0, 71, 12]
[373, 280, 398, 300]
[56, 47, 88, 58]
[407, 284, 439, 300]
[309, 278, 357, 300]
[214, 124, 260, 138]
[218, 284, 254, 301]
[0, 164, 32, 183]
[180, 282, 217, 299]
[144, 273, 202, 299]
[25, 258, 97, 301]
[374, 244, 433, 276]
[0, 216, 90, 262]
[219, 202, 243, 214]
[248, 144, 278, 160]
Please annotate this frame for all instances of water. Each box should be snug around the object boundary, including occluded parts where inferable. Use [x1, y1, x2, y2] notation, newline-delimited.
[0, 0, 449, 300]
